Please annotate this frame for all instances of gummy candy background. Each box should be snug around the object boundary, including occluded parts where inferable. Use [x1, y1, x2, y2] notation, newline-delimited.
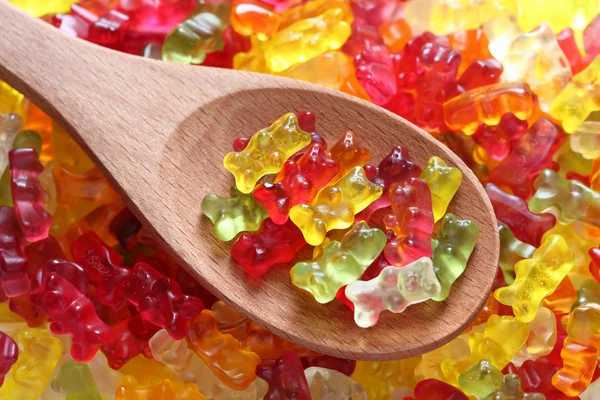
[1, 0, 600, 399]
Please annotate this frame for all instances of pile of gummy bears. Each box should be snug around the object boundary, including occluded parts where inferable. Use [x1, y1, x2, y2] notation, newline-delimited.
[202, 111, 477, 328]
[1, 0, 600, 399]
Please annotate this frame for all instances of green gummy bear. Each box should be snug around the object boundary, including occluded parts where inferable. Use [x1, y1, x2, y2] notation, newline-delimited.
[529, 168, 600, 227]
[291, 221, 386, 304]
[421, 156, 462, 222]
[162, 3, 231, 65]
[498, 222, 536, 285]
[484, 374, 545, 400]
[458, 360, 504, 400]
[202, 186, 268, 242]
[0, 129, 43, 207]
[431, 213, 479, 301]
[51, 360, 101, 400]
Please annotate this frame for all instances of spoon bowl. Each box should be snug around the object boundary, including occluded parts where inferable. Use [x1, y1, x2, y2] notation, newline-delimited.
[0, 1, 499, 361]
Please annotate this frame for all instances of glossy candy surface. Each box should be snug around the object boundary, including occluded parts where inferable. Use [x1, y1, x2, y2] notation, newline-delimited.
[4, 0, 600, 398]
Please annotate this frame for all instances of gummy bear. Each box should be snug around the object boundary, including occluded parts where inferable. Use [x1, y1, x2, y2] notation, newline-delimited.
[552, 338, 598, 397]
[489, 118, 562, 199]
[304, 367, 367, 400]
[187, 310, 260, 390]
[383, 178, 434, 267]
[421, 156, 462, 222]
[202, 186, 269, 242]
[403, 0, 517, 36]
[499, 24, 572, 112]
[0, 206, 29, 298]
[431, 213, 478, 301]
[0, 331, 17, 386]
[352, 357, 422, 399]
[289, 167, 382, 246]
[278, 0, 353, 31]
[378, 18, 412, 53]
[486, 183, 555, 247]
[550, 56, 600, 133]
[0, 328, 62, 399]
[443, 82, 534, 135]
[30, 271, 115, 361]
[231, 0, 280, 41]
[413, 378, 468, 400]
[263, 8, 351, 73]
[8, 148, 52, 242]
[149, 329, 268, 400]
[357, 145, 421, 221]
[529, 168, 600, 227]
[354, 44, 397, 106]
[329, 131, 371, 178]
[256, 352, 311, 400]
[51, 360, 102, 400]
[458, 359, 504, 399]
[295, 142, 339, 189]
[279, 51, 355, 90]
[71, 231, 131, 308]
[161, 4, 230, 64]
[570, 121, 600, 160]
[494, 234, 574, 323]
[231, 219, 306, 278]
[101, 315, 159, 370]
[345, 257, 441, 328]
[498, 222, 536, 285]
[115, 376, 205, 400]
[224, 113, 311, 193]
[291, 221, 386, 304]
[123, 262, 204, 340]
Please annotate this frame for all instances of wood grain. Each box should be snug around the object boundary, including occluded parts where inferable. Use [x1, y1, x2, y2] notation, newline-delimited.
[0, 1, 499, 361]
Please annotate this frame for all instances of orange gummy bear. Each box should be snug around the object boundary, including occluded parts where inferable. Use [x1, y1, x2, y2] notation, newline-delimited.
[552, 338, 598, 396]
[231, 0, 280, 41]
[330, 131, 371, 178]
[186, 310, 260, 390]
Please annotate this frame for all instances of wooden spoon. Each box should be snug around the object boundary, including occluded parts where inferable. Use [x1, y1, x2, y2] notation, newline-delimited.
[0, 1, 499, 361]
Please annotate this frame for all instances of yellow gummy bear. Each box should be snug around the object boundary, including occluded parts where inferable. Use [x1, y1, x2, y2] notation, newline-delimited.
[8, 0, 75, 17]
[0, 328, 63, 400]
[440, 315, 529, 387]
[278, 51, 354, 90]
[305, 367, 367, 400]
[495, 234, 574, 323]
[263, 8, 352, 73]
[352, 357, 421, 399]
[0, 82, 25, 116]
[550, 56, 600, 133]
[404, 0, 518, 36]
[278, 0, 353, 31]
[420, 156, 462, 222]
[224, 113, 311, 193]
[515, 0, 599, 49]
[542, 223, 595, 276]
[289, 167, 383, 246]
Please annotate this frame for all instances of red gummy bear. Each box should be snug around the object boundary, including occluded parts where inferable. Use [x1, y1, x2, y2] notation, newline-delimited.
[254, 161, 317, 225]
[296, 110, 327, 150]
[71, 231, 131, 308]
[490, 118, 563, 199]
[458, 59, 503, 91]
[384, 178, 434, 266]
[486, 183, 556, 247]
[295, 143, 339, 189]
[256, 352, 311, 400]
[9, 148, 53, 242]
[414, 42, 461, 130]
[473, 113, 528, 161]
[122, 262, 204, 340]
[231, 219, 306, 278]
[355, 44, 397, 106]
[0, 206, 30, 298]
[413, 379, 468, 400]
[30, 271, 115, 361]
[504, 358, 579, 399]
[25, 236, 65, 271]
[36, 259, 89, 295]
[0, 332, 18, 386]
[342, 25, 384, 57]
[358, 145, 421, 221]
[101, 314, 159, 369]
[557, 28, 588, 75]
